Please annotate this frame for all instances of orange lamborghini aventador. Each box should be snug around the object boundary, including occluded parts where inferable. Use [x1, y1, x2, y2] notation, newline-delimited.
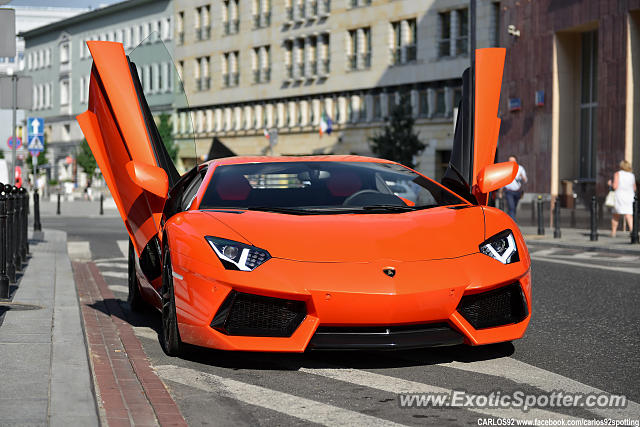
[77, 41, 531, 356]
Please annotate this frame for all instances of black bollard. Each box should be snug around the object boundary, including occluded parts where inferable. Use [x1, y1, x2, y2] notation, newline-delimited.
[57, 192, 61, 215]
[100, 192, 104, 215]
[632, 194, 639, 244]
[553, 199, 561, 239]
[14, 187, 23, 270]
[537, 195, 544, 235]
[5, 185, 15, 283]
[19, 188, 28, 260]
[0, 185, 8, 298]
[33, 188, 42, 232]
[590, 195, 598, 241]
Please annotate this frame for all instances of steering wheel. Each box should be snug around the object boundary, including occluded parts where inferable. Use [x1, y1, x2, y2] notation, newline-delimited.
[342, 190, 392, 206]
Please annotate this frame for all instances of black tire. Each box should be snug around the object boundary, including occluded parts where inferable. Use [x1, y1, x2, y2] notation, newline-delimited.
[127, 240, 145, 312]
[161, 245, 182, 356]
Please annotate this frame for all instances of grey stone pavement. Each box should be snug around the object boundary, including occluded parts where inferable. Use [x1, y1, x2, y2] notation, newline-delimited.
[519, 225, 640, 255]
[0, 229, 99, 426]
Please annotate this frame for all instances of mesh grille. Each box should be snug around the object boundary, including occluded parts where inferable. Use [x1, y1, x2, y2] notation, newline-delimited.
[211, 291, 306, 337]
[456, 282, 528, 329]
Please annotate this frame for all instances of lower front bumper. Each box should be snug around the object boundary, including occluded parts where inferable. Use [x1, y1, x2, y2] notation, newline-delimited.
[307, 323, 464, 350]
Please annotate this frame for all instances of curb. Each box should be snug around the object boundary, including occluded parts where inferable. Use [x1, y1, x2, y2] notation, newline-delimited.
[73, 260, 187, 426]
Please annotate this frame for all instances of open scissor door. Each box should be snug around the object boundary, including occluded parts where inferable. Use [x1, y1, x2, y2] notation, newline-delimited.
[77, 41, 180, 256]
[442, 48, 506, 205]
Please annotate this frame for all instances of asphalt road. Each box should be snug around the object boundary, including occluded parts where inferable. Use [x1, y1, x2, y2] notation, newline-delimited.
[45, 215, 640, 426]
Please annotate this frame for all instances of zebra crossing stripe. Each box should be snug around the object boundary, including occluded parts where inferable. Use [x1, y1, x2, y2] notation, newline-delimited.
[155, 365, 406, 427]
[67, 241, 91, 260]
[438, 357, 640, 420]
[101, 271, 128, 280]
[117, 240, 129, 259]
[298, 367, 580, 421]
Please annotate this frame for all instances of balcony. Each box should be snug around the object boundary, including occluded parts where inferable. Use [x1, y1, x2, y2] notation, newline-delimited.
[390, 48, 402, 65]
[319, 58, 330, 76]
[196, 77, 211, 91]
[347, 54, 357, 71]
[437, 39, 450, 57]
[306, 60, 317, 77]
[405, 44, 417, 62]
[224, 19, 239, 35]
[197, 26, 211, 41]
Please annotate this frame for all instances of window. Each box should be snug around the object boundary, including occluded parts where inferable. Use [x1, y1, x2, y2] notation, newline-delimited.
[197, 57, 211, 91]
[347, 27, 371, 71]
[253, 46, 271, 83]
[418, 90, 428, 117]
[60, 42, 70, 64]
[253, 0, 271, 28]
[434, 88, 445, 116]
[349, 0, 371, 8]
[579, 30, 598, 179]
[177, 12, 184, 45]
[373, 94, 382, 120]
[222, 51, 239, 87]
[456, 8, 469, 55]
[390, 19, 416, 65]
[491, 2, 500, 47]
[439, 8, 468, 58]
[196, 5, 211, 40]
[223, 0, 240, 35]
[60, 79, 70, 106]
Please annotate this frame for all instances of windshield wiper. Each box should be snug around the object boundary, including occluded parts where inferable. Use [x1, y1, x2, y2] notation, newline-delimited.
[246, 206, 319, 214]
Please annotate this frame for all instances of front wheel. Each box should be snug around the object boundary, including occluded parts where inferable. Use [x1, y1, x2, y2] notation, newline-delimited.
[161, 246, 182, 356]
[127, 240, 145, 312]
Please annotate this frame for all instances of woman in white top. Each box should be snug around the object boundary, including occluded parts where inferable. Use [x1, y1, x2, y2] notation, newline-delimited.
[608, 160, 637, 237]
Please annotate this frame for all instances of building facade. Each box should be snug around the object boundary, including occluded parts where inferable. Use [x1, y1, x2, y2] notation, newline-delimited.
[21, 0, 174, 182]
[497, 0, 640, 204]
[174, 0, 501, 179]
[0, 5, 86, 160]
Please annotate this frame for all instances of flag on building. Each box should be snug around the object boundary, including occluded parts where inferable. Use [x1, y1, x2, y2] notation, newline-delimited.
[319, 112, 332, 136]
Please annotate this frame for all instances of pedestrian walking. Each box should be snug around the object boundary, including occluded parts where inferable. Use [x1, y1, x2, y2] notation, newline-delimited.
[502, 155, 528, 220]
[608, 160, 637, 237]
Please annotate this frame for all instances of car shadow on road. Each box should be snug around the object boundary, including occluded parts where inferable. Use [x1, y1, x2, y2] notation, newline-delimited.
[88, 297, 515, 372]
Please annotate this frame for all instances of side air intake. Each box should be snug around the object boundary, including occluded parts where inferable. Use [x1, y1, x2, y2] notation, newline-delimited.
[456, 282, 528, 329]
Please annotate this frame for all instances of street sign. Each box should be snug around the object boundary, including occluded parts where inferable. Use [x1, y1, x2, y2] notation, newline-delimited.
[6, 136, 21, 149]
[27, 117, 45, 156]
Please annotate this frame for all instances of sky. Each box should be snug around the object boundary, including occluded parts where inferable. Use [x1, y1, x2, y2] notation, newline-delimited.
[8, 0, 120, 8]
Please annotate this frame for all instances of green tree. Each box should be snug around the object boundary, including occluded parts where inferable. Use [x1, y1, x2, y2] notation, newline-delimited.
[369, 95, 425, 169]
[76, 138, 97, 186]
[157, 113, 178, 162]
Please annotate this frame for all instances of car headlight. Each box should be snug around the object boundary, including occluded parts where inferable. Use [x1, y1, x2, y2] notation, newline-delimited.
[206, 236, 271, 271]
[479, 230, 519, 264]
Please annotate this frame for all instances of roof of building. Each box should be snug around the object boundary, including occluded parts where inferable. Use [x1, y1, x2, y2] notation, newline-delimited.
[19, 0, 162, 38]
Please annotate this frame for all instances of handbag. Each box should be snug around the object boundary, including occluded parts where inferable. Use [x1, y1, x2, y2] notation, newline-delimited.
[605, 190, 615, 208]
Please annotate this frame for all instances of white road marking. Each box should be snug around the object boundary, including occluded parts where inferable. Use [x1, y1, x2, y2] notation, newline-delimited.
[117, 240, 129, 259]
[155, 365, 406, 427]
[108, 284, 128, 294]
[133, 327, 158, 341]
[101, 271, 128, 280]
[299, 367, 579, 421]
[93, 257, 127, 264]
[67, 241, 91, 260]
[567, 252, 640, 262]
[95, 262, 127, 269]
[528, 248, 559, 257]
[531, 255, 640, 274]
[438, 357, 640, 420]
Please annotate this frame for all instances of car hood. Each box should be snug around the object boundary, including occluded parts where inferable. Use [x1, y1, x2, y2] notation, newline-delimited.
[203, 206, 483, 263]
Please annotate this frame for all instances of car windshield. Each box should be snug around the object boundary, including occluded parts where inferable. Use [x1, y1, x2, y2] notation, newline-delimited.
[199, 161, 467, 213]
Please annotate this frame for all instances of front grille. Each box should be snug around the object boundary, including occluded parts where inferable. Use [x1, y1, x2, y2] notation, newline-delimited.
[308, 323, 464, 350]
[210, 291, 306, 337]
[456, 282, 528, 329]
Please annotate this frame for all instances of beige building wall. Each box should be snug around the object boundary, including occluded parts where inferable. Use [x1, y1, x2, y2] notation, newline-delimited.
[174, 0, 501, 177]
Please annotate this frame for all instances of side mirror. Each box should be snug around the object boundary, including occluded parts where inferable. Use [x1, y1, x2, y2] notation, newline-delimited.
[476, 161, 518, 194]
[125, 161, 169, 198]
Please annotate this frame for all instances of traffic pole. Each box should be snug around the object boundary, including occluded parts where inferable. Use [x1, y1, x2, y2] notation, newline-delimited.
[553, 199, 561, 239]
[57, 192, 61, 215]
[537, 195, 544, 235]
[33, 188, 42, 232]
[5, 185, 15, 283]
[590, 195, 598, 241]
[100, 192, 104, 215]
[631, 194, 639, 244]
[0, 185, 9, 299]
